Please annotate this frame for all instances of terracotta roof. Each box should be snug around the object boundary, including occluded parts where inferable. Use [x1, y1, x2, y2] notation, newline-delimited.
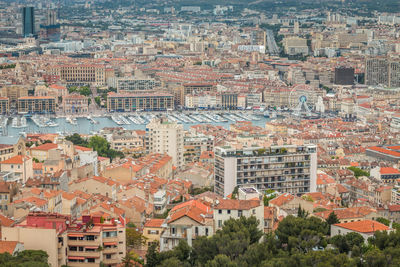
[269, 193, 295, 207]
[334, 220, 389, 233]
[380, 167, 400, 175]
[31, 143, 58, 151]
[214, 199, 260, 210]
[144, 218, 164, 228]
[388, 205, 400, 212]
[0, 155, 30, 165]
[0, 241, 18, 254]
[74, 145, 93, 152]
[0, 213, 15, 227]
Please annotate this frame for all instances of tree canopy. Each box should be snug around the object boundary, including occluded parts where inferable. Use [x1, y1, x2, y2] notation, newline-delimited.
[144, 215, 400, 267]
[0, 250, 49, 267]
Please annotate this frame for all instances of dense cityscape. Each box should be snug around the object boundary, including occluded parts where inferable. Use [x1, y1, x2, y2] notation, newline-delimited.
[0, 0, 400, 266]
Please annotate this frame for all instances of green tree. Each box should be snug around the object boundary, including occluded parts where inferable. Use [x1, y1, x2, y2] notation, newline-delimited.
[376, 217, 390, 226]
[126, 227, 146, 249]
[145, 242, 160, 267]
[65, 133, 89, 147]
[327, 212, 339, 225]
[205, 254, 238, 267]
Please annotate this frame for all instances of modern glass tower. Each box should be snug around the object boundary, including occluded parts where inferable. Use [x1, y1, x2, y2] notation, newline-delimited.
[22, 7, 35, 37]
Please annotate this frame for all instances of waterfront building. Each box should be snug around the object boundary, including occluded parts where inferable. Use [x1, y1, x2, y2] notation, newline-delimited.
[113, 77, 160, 92]
[214, 144, 317, 197]
[146, 118, 184, 168]
[0, 97, 9, 114]
[107, 92, 174, 112]
[62, 93, 89, 114]
[17, 96, 56, 114]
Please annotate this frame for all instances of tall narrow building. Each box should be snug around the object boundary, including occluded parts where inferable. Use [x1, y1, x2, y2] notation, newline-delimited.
[22, 7, 35, 37]
[146, 117, 184, 168]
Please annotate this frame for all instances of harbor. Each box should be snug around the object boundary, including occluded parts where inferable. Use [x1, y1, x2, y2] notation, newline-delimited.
[0, 111, 273, 140]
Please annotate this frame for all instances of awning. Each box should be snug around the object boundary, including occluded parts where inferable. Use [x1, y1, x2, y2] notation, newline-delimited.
[68, 256, 85, 260]
[103, 242, 117, 246]
[68, 234, 84, 237]
[85, 246, 98, 249]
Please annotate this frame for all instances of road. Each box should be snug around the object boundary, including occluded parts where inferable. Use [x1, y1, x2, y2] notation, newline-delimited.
[266, 29, 280, 56]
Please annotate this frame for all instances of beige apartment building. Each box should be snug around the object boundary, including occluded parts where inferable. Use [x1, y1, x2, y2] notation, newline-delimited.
[0, 155, 33, 183]
[2, 212, 126, 267]
[147, 118, 184, 168]
[63, 93, 89, 114]
[53, 64, 109, 87]
[214, 143, 318, 197]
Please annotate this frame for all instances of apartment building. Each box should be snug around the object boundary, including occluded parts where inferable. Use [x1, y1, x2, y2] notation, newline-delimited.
[2, 213, 69, 267]
[0, 155, 33, 183]
[180, 83, 215, 106]
[2, 212, 126, 267]
[63, 93, 89, 114]
[214, 144, 317, 197]
[17, 96, 56, 114]
[114, 77, 160, 92]
[66, 215, 126, 266]
[107, 92, 174, 112]
[0, 85, 28, 105]
[365, 58, 400, 87]
[53, 64, 108, 87]
[146, 118, 184, 168]
[0, 97, 9, 114]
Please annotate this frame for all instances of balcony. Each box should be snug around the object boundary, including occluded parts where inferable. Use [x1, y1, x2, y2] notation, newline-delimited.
[103, 247, 118, 254]
[68, 251, 100, 258]
[66, 263, 99, 267]
[68, 240, 101, 247]
[102, 236, 118, 243]
[102, 258, 120, 265]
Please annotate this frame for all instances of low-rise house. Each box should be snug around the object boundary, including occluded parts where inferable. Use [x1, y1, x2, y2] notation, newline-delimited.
[0, 155, 33, 183]
[0, 241, 24, 255]
[313, 206, 380, 223]
[160, 200, 213, 251]
[143, 219, 164, 250]
[69, 176, 119, 201]
[331, 220, 391, 241]
[213, 198, 264, 231]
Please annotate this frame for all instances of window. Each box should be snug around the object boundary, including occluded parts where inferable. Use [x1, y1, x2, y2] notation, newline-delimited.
[218, 209, 222, 214]
[218, 220, 222, 228]
[205, 228, 209, 236]
[252, 209, 256, 215]
[227, 210, 231, 214]
[238, 210, 243, 217]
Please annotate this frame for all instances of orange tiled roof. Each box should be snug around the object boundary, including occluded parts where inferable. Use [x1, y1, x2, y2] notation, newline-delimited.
[144, 218, 164, 228]
[0, 155, 30, 165]
[334, 220, 389, 233]
[31, 143, 58, 151]
[269, 193, 295, 207]
[74, 145, 93, 152]
[0, 241, 18, 254]
[214, 199, 261, 210]
[380, 167, 400, 174]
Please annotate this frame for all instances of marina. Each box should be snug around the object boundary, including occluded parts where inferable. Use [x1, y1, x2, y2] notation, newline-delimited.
[0, 111, 273, 140]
